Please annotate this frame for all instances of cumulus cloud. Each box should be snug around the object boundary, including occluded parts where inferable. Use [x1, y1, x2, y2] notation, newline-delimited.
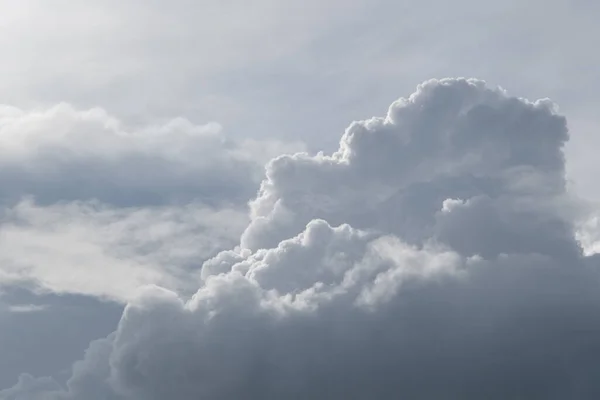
[5, 78, 600, 399]
[242, 79, 571, 251]
[0, 103, 302, 207]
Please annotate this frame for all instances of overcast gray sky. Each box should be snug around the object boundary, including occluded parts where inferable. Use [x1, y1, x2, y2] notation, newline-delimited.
[1, 1, 600, 399]
[0, 0, 599, 196]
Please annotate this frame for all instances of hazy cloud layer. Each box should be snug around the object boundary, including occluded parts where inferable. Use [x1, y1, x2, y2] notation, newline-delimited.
[0, 200, 248, 302]
[5, 78, 600, 399]
[0, 102, 304, 301]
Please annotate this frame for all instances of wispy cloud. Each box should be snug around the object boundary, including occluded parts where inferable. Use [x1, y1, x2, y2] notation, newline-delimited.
[7, 304, 48, 313]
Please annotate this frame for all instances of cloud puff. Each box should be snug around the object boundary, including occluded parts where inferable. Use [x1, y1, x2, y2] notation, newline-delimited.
[242, 79, 571, 251]
[0, 103, 302, 207]
[6, 78, 600, 400]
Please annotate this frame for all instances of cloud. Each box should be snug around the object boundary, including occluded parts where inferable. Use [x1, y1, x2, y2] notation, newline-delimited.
[576, 206, 600, 256]
[2, 0, 600, 206]
[0, 102, 303, 302]
[0, 0, 370, 105]
[0, 374, 62, 400]
[0, 103, 302, 207]
[0, 199, 248, 302]
[5, 78, 600, 399]
[6, 304, 48, 314]
[242, 79, 571, 251]
[0, 100, 302, 384]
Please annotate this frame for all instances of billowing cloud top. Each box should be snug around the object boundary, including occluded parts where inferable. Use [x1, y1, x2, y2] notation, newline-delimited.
[4, 78, 600, 400]
[243, 79, 572, 255]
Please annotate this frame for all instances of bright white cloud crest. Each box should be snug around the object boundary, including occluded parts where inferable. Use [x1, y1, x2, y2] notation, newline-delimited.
[4, 78, 600, 399]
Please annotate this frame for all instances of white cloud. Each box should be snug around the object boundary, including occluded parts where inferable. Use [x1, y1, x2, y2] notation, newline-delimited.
[0, 102, 304, 302]
[0, 199, 248, 302]
[241, 79, 572, 252]
[6, 78, 600, 399]
[0, 102, 302, 207]
[576, 206, 600, 256]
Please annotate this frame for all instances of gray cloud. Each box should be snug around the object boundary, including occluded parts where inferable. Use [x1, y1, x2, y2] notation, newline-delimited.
[0, 101, 303, 386]
[0, 288, 122, 390]
[4, 78, 600, 399]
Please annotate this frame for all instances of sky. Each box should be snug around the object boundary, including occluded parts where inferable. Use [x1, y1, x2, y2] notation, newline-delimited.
[1, 1, 600, 399]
